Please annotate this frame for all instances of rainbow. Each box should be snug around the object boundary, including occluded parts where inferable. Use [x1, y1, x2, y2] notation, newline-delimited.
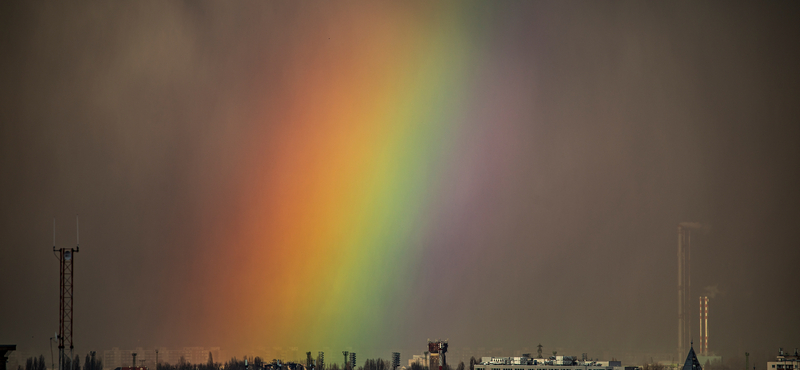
[188, 3, 527, 354]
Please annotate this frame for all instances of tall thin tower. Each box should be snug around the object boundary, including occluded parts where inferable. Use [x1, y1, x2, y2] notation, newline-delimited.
[677, 222, 703, 358]
[54, 218, 79, 370]
[699, 296, 709, 355]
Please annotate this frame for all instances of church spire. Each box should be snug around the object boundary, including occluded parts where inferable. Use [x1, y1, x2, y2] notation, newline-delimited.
[682, 343, 702, 370]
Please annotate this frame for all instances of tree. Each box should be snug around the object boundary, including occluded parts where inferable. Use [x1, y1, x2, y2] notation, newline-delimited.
[363, 359, 374, 370]
[90, 352, 103, 370]
[86, 351, 102, 370]
[204, 352, 220, 370]
[159, 361, 178, 370]
[456, 362, 465, 370]
[704, 358, 729, 370]
[642, 363, 665, 370]
[363, 359, 392, 370]
[179, 356, 192, 370]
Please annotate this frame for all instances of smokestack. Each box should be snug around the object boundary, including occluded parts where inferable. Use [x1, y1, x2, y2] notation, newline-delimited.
[699, 297, 703, 355]
[678, 222, 708, 358]
[705, 297, 709, 355]
[699, 296, 709, 355]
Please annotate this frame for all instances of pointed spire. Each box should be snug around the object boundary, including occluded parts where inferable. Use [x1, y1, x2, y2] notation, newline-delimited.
[682, 346, 702, 370]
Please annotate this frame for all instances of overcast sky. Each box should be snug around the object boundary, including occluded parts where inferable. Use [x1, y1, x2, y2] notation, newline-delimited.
[1, 1, 799, 367]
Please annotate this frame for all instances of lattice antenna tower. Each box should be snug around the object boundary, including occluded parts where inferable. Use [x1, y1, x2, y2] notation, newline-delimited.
[53, 216, 80, 370]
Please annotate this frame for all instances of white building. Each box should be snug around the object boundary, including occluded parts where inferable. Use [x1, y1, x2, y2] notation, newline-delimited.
[767, 348, 799, 370]
[475, 355, 624, 370]
[408, 354, 427, 368]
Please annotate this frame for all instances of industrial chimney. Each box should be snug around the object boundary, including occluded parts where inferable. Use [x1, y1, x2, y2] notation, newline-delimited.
[678, 222, 707, 358]
[699, 296, 709, 355]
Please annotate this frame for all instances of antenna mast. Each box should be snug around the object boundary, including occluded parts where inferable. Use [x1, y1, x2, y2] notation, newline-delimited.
[53, 216, 80, 370]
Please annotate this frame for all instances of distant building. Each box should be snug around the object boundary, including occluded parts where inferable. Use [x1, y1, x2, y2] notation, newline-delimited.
[430, 354, 440, 370]
[767, 348, 799, 370]
[409, 354, 426, 368]
[103, 347, 221, 370]
[474, 354, 623, 370]
[696, 355, 722, 368]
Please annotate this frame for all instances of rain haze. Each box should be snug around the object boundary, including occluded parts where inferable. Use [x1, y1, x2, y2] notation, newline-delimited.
[1, 1, 799, 368]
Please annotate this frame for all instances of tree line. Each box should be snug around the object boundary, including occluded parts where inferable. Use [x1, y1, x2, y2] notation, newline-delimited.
[20, 352, 103, 370]
[20, 352, 485, 370]
[154, 354, 472, 370]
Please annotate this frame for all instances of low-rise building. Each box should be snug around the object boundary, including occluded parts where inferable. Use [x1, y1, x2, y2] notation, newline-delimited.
[767, 348, 799, 370]
[475, 354, 623, 370]
[408, 355, 427, 368]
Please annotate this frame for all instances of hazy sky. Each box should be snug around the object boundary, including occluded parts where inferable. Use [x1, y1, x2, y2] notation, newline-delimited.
[1, 1, 799, 366]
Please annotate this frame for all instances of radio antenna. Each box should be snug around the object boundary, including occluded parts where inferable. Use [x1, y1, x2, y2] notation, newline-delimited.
[76, 215, 79, 250]
[53, 216, 79, 370]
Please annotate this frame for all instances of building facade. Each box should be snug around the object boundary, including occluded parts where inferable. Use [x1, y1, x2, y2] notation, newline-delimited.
[475, 355, 623, 370]
[767, 348, 799, 370]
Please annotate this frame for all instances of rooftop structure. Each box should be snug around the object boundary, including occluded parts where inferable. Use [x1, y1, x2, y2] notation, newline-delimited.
[1, 345, 17, 370]
[428, 340, 448, 370]
[767, 348, 800, 370]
